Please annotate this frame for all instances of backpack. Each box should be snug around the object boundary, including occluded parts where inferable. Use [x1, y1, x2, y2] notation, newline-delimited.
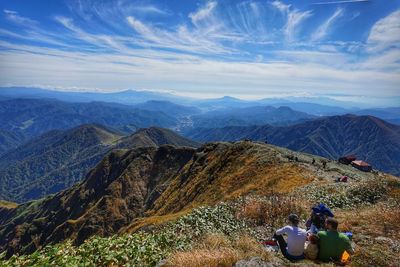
[312, 203, 334, 218]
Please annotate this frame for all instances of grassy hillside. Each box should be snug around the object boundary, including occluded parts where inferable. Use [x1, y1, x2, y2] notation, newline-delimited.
[1, 176, 399, 266]
[1, 140, 398, 266]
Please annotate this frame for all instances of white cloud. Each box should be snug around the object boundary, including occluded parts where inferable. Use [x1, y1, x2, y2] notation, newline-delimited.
[126, 16, 160, 43]
[3, 9, 17, 15]
[312, 8, 344, 41]
[1, 40, 399, 99]
[132, 4, 170, 16]
[312, 0, 368, 5]
[55, 16, 116, 50]
[189, 1, 217, 28]
[255, 54, 264, 62]
[284, 9, 312, 42]
[270, 1, 313, 42]
[125, 15, 233, 54]
[367, 10, 400, 52]
[270, 1, 290, 14]
[359, 49, 400, 70]
[3, 9, 38, 26]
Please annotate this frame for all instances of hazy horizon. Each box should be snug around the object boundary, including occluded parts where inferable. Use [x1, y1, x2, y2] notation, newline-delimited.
[2, 85, 400, 109]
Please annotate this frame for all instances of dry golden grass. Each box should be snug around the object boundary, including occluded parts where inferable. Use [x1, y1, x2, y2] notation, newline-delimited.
[237, 195, 309, 227]
[165, 233, 271, 267]
[123, 208, 192, 233]
[201, 233, 232, 249]
[334, 198, 400, 267]
[336, 202, 400, 240]
[350, 246, 399, 267]
[232, 235, 269, 258]
[139, 143, 315, 234]
[165, 248, 239, 267]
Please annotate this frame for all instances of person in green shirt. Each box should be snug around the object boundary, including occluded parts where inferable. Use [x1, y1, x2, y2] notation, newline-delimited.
[317, 217, 354, 262]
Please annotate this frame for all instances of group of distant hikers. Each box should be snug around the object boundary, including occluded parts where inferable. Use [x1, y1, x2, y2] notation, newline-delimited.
[271, 203, 353, 264]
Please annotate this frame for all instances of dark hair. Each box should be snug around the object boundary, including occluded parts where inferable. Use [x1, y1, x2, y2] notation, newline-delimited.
[288, 214, 300, 225]
[311, 213, 324, 229]
[325, 217, 339, 230]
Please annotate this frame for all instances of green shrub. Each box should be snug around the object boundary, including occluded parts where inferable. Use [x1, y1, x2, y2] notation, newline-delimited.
[0, 203, 253, 267]
[298, 179, 388, 209]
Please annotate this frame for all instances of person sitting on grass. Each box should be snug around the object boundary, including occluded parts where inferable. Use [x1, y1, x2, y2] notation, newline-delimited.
[306, 203, 334, 234]
[317, 217, 354, 262]
[274, 214, 307, 261]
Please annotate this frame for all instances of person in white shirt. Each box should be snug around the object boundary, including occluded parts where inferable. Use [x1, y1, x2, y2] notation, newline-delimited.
[273, 214, 307, 261]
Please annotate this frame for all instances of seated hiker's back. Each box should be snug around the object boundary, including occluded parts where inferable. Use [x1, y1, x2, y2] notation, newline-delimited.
[317, 218, 353, 262]
[318, 231, 352, 261]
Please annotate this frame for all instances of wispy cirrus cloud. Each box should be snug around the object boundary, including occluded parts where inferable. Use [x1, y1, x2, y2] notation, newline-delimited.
[284, 9, 313, 42]
[269, 1, 313, 42]
[1, 40, 399, 99]
[271, 0, 290, 14]
[125, 15, 234, 54]
[311, 8, 344, 41]
[3, 9, 38, 26]
[131, 4, 171, 16]
[54, 16, 129, 51]
[311, 0, 368, 5]
[189, 1, 217, 27]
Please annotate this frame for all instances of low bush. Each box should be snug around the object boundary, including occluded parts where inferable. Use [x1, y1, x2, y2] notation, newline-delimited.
[298, 179, 389, 209]
[236, 194, 308, 227]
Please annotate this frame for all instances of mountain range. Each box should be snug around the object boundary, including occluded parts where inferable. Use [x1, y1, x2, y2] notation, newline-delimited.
[0, 87, 190, 105]
[0, 98, 178, 146]
[2, 87, 400, 117]
[134, 100, 201, 117]
[189, 106, 316, 129]
[0, 97, 330, 151]
[187, 115, 400, 176]
[0, 126, 199, 203]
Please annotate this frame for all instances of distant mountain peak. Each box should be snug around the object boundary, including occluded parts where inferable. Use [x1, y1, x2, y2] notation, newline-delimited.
[221, 96, 238, 100]
[64, 124, 122, 145]
[118, 127, 200, 149]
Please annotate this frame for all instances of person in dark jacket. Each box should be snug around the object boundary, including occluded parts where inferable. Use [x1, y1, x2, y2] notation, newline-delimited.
[306, 203, 334, 234]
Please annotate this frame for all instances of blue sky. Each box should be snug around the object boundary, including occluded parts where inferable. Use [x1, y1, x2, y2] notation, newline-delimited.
[0, 0, 399, 103]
